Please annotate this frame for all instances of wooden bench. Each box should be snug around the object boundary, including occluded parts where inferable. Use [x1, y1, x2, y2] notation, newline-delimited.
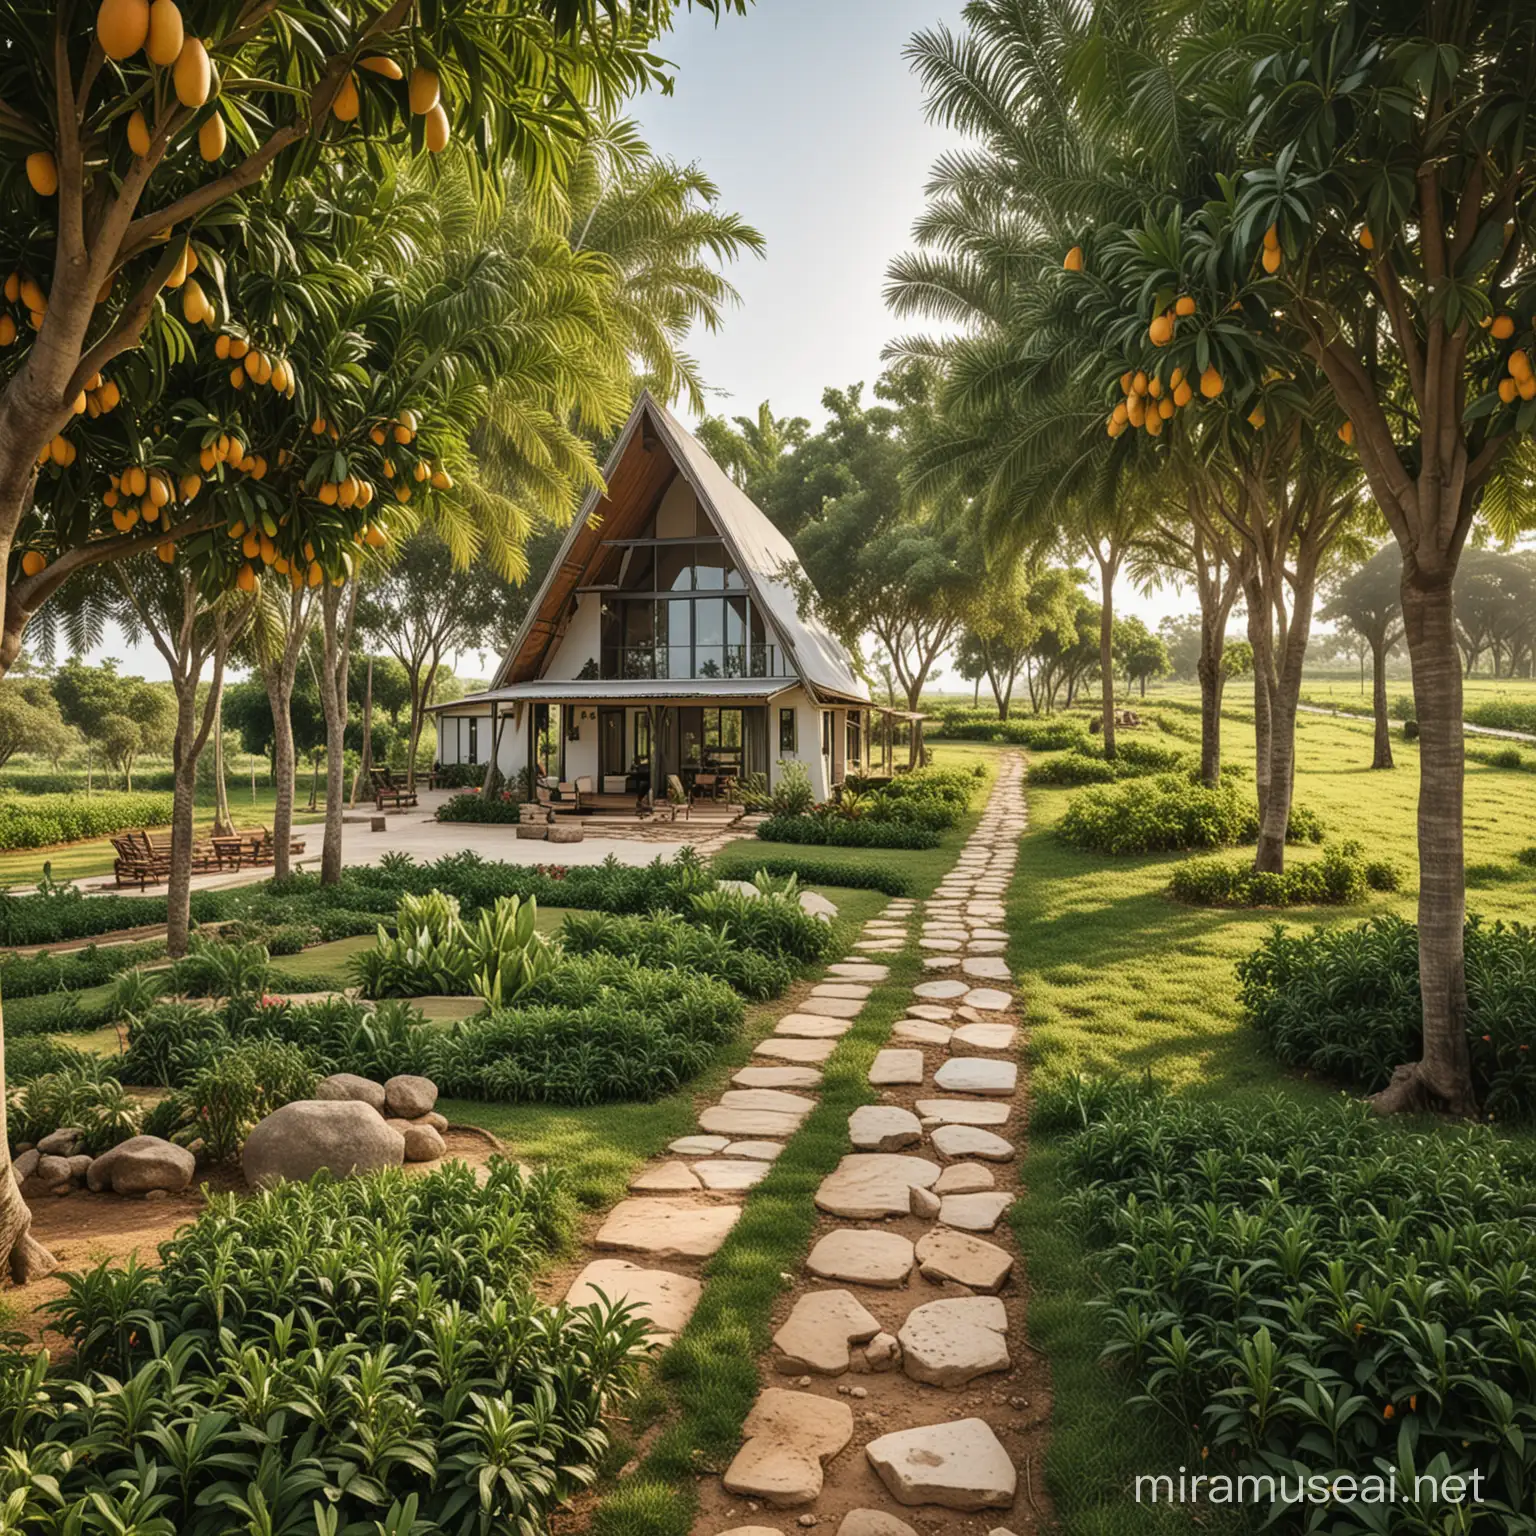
[369, 768, 419, 811]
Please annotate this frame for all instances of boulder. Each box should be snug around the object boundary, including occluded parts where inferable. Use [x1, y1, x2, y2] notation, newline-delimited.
[66, 1154, 93, 1182]
[242, 1101, 406, 1189]
[399, 1122, 445, 1163]
[418, 1111, 450, 1132]
[38, 1126, 84, 1156]
[35, 1154, 73, 1187]
[87, 1135, 196, 1196]
[12, 1148, 40, 1182]
[384, 1074, 438, 1118]
[315, 1073, 388, 1112]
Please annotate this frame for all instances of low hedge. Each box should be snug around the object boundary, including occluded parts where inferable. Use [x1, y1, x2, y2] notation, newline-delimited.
[756, 813, 941, 849]
[436, 790, 520, 823]
[1057, 773, 1325, 855]
[1028, 738, 1190, 786]
[4, 987, 118, 1037]
[0, 940, 162, 999]
[1039, 1078, 1536, 1521]
[1238, 912, 1536, 1118]
[709, 852, 913, 896]
[928, 710, 1088, 749]
[1169, 840, 1401, 907]
[0, 790, 174, 850]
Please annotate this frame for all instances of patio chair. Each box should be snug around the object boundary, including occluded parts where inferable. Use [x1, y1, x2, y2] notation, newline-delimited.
[370, 767, 418, 811]
[661, 774, 691, 821]
[691, 772, 725, 803]
[112, 835, 168, 889]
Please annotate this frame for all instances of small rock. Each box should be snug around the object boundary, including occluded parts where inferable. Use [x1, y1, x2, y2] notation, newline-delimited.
[910, 1186, 941, 1219]
[12, 1148, 40, 1181]
[143, 1188, 170, 1202]
[35, 1154, 72, 1185]
[863, 1331, 901, 1372]
[417, 1111, 449, 1132]
[383, 1074, 438, 1118]
[66, 1153, 92, 1182]
[399, 1122, 446, 1163]
[38, 1126, 83, 1156]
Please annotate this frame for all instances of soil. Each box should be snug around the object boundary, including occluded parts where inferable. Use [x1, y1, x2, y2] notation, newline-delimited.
[7, 1128, 502, 1348]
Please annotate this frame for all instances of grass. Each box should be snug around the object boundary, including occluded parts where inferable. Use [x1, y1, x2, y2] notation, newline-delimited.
[1005, 705, 1536, 1536]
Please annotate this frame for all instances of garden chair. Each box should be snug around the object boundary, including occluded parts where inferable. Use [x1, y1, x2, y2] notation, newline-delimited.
[661, 774, 691, 821]
[111, 836, 166, 889]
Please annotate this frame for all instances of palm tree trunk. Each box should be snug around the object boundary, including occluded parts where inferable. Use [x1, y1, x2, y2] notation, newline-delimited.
[1372, 570, 1475, 1117]
[213, 712, 233, 836]
[1096, 552, 1118, 758]
[318, 585, 356, 886]
[1371, 635, 1394, 770]
[1196, 633, 1224, 786]
[266, 678, 297, 881]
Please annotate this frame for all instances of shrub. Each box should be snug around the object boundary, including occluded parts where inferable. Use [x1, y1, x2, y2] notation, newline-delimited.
[15, 1161, 647, 1536]
[5, 1036, 99, 1085]
[709, 851, 913, 895]
[1029, 738, 1191, 786]
[7, 1060, 141, 1153]
[1238, 913, 1536, 1118]
[162, 934, 272, 999]
[768, 759, 817, 816]
[1038, 1082, 1536, 1517]
[117, 1001, 227, 1087]
[436, 789, 521, 822]
[350, 891, 560, 1004]
[152, 1037, 319, 1160]
[1402, 717, 1420, 739]
[0, 940, 162, 999]
[2, 985, 117, 1038]
[1467, 742, 1531, 772]
[1058, 774, 1325, 855]
[1169, 841, 1400, 908]
[561, 909, 797, 1000]
[928, 710, 1087, 749]
[0, 789, 174, 850]
[757, 813, 941, 849]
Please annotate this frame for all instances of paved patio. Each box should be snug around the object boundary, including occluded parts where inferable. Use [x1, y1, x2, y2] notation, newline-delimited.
[78, 789, 758, 900]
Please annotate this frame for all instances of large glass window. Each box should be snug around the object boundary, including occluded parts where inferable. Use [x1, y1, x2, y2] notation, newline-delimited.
[780, 708, 796, 752]
[665, 599, 691, 678]
[694, 598, 724, 677]
[599, 590, 787, 679]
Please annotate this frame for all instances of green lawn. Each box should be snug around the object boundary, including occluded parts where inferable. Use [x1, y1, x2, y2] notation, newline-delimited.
[1006, 704, 1536, 1536]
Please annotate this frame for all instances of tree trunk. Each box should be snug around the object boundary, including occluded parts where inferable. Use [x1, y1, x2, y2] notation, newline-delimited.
[318, 585, 356, 886]
[1370, 635, 1394, 770]
[213, 711, 234, 836]
[1253, 558, 1318, 874]
[267, 678, 297, 881]
[1096, 558, 1117, 758]
[1195, 639, 1225, 786]
[165, 685, 200, 958]
[0, 1010, 56, 1284]
[350, 656, 373, 808]
[1372, 570, 1475, 1118]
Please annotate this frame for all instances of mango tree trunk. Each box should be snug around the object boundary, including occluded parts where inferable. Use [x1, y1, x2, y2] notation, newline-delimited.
[1371, 570, 1476, 1117]
[1370, 635, 1395, 770]
[0, 1014, 54, 1283]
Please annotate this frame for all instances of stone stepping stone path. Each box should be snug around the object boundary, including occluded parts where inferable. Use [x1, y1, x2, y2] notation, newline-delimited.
[565, 935, 895, 1359]
[699, 752, 1049, 1533]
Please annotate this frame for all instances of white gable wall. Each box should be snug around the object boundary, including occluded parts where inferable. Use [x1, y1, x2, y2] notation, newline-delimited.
[541, 594, 602, 681]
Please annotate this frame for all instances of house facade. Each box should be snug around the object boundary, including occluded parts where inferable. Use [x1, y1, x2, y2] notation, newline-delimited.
[429, 393, 887, 803]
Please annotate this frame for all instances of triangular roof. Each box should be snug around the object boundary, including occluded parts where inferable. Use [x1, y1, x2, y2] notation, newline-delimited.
[492, 393, 869, 703]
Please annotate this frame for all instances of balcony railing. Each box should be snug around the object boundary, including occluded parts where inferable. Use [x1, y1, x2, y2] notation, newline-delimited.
[600, 645, 790, 681]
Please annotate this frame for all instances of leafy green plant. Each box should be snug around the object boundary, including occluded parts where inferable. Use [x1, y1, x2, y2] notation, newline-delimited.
[1058, 773, 1325, 855]
[1170, 840, 1399, 908]
[5, 1161, 649, 1536]
[154, 1038, 319, 1160]
[1238, 914, 1536, 1119]
[756, 813, 942, 849]
[7, 1061, 141, 1153]
[1036, 1082, 1536, 1526]
[0, 940, 162, 999]
[163, 935, 272, 999]
[0, 789, 175, 850]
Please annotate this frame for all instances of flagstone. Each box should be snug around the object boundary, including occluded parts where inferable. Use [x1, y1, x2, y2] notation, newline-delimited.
[669, 1134, 730, 1156]
[776, 1014, 852, 1039]
[951, 1022, 1017, 1052]
[723, 1389, 854, 1507]
[564, 1260, 702, 1343]
[773, 1289, 882, 1374]
[813, 983, 873, 999]
[829, 963, 888, 980]
[630, 1160, 703, 1192]
[865, 1419, 1015, 1511]
[595, 1200, 741, 1260]
[898, 1296, 1010, 1387]
[722, 1140, 785, 1160]
[914, 979, 969, 1000]
[849, 1103, 923, 1151]
[914, 1227, 1014, 1291]
[933, 1058, 1017, 1096]
[929, 1123, 1015, 1161]
[869, 1048, 925, 1086]
[963, 987, 1014, 1012]
[933, 1161, 995, 1194]
[799, 996, 864, 1018]
[907, 1003, 954, 1021]
[699, 1106, 807, 1138]
[891, 1019, 953, 1046]
[805, 1227, 915, 1287]
[962, 956, 1013, 981]
[755, 1037, 838, 1064]
[733, 1065, 823, 1090]
[815, 1152, 941, 1219]
[697, 1159, 772, 1192]
[916, 1098, 1012, 1127]
[939, 1191, 1015, 1232]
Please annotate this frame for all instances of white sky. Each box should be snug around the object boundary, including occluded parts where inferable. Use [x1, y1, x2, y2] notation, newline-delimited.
[68, 0, 1189, 685]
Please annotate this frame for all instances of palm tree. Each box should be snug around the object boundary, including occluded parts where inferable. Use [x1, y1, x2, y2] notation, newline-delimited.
[696, 401, 811, 488]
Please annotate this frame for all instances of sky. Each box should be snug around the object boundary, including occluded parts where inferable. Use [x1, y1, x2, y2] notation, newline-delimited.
[80, 0, 1189, 685]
